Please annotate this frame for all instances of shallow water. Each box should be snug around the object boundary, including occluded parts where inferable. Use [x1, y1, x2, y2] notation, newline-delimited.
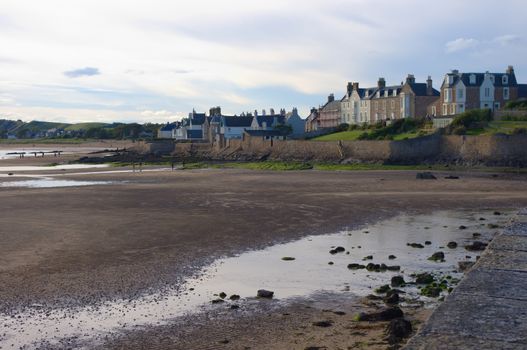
[0, 209, 514, 349]
[0, 164, 109, 172]
[0, 178, 116, 188]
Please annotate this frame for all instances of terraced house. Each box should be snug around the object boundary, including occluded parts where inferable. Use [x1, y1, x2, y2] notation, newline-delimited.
[428, 65, 527, 117]
[344, 75, 439, 125]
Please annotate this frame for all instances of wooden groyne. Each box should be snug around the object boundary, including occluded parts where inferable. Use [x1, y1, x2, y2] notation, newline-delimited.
[7, 151, 63, 158]
[404, 209, 527, 349]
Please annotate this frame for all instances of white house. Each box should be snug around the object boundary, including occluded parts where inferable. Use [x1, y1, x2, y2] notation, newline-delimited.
[220, 116, 254, 139]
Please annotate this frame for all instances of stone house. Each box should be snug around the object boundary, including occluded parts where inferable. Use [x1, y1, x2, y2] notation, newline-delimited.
[400, 75, 440, 119]
[369, 78, 402, 123]
[428, 66, 527, 117]
[318, 94, 341, 128]
[340, 83, 356, 125]
[305, 108, 320, 132]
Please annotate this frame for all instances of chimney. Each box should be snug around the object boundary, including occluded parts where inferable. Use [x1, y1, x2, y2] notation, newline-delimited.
[507, 65, 515, 75]
[347, 82, 353, 95]
[451, 69, 459, 75]
[405, 74, 415, 84]
[426, 76, 433, 95]
[270, 108, 275, 115]
[254, 110, 258, 116]
[377, 78, 386, 89]
[310, 107, 318, 114]
[328, 93, 335, 103]
[352, 82, 359, 91]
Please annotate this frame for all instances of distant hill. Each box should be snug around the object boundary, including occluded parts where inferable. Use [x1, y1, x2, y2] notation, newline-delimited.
[0, 118, 161, 140]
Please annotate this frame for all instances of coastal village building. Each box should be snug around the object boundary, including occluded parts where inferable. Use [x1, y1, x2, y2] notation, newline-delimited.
[285, 108, 306, 137]
[428, 65, 527, 118]
[318, 94, 341, 128]
[158, 122, 178, 139]
[369, 78, 402, 123]
[340, 83, 356, 125]
[400, 75, 440, 119]
[173, 111, 207, 140]
[305, 108, 320, 132]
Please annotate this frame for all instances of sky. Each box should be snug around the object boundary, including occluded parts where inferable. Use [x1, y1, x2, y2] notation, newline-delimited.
[0, 0, 526, 124]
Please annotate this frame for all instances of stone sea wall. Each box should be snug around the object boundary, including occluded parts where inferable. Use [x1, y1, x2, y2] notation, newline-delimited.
[134, 134, 527, 166]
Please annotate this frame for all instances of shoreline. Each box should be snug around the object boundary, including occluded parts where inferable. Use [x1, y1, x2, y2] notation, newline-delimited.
[1, 151, 527, 348]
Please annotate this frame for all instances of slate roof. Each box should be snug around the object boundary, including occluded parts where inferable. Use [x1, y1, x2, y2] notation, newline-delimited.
[445, 72, 518, 88]
[159, 123, 178, 132]
[190, 113, 206, 126]
[320, 100, 341, 111]
[407, 83, 440, 96]
[223, 116, 254, 127]
[370, 86, 403, 100]
[254, 115, 286, 127]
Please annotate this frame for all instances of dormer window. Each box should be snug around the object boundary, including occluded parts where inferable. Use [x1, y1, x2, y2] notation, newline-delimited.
[490, 75, 495, 84]
[393, 90, 397, 97]
[384, 90, 389, 97]
[376, 91, 380, 98]
[469, 74, 476, 85]
[503, 75, 508, 85]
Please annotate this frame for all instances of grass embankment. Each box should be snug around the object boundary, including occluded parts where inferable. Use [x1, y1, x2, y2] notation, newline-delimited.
[313, 119, 430, 142]
[177, 161, 527, 173]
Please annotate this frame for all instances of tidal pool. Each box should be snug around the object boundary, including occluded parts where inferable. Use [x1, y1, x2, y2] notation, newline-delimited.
[0, 164, 109, 172]
[0, 209, 514, 349]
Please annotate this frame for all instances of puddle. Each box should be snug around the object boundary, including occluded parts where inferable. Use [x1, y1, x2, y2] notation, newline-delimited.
[0, 209, 514, 349]
[0, 178, 117, 188]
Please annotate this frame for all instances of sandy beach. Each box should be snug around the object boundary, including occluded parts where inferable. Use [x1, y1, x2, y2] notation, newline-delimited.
[1, 149, 527, 349]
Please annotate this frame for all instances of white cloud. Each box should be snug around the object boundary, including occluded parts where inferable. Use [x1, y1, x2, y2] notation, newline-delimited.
[0, 1, 526, 122]
[493, 34, 520, 46]
[445, 38, 479, 53]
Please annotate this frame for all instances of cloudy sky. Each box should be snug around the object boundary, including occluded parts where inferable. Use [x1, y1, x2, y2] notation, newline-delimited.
[0, 0, 525, 123]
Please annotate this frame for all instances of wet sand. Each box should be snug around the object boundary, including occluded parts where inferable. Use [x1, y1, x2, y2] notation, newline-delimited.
[1, 161, 527, 348]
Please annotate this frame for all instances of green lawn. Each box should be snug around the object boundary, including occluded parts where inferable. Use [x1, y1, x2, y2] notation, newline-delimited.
[177, 161, 527, 173]
[313, 130, 427, 141]
[463, 121, 527, 136]
[312, 130, 365, 141]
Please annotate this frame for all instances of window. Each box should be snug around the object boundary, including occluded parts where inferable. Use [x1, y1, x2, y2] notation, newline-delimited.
[384, 90, 389, 97]
[382, 101, 386, 109]
[457, 89, 463, 99]
[485, 88, 490, 97]
[391, 100, 395, 109]
[450, 104, 456, 115]
[490, 75, 495, 84]
[442, 105, 448, 115]
[444, 88, 452, 102]
[432, 106, 437, 116]
[470, 74, 476, 84]
[504, 87, 510, 100]
[393, 90, 397, 97]
[503, 75, 508, 85]
[495, 102, 500, 110]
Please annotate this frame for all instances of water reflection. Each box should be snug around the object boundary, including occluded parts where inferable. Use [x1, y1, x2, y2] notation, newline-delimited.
[0, 209, 513, 349]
